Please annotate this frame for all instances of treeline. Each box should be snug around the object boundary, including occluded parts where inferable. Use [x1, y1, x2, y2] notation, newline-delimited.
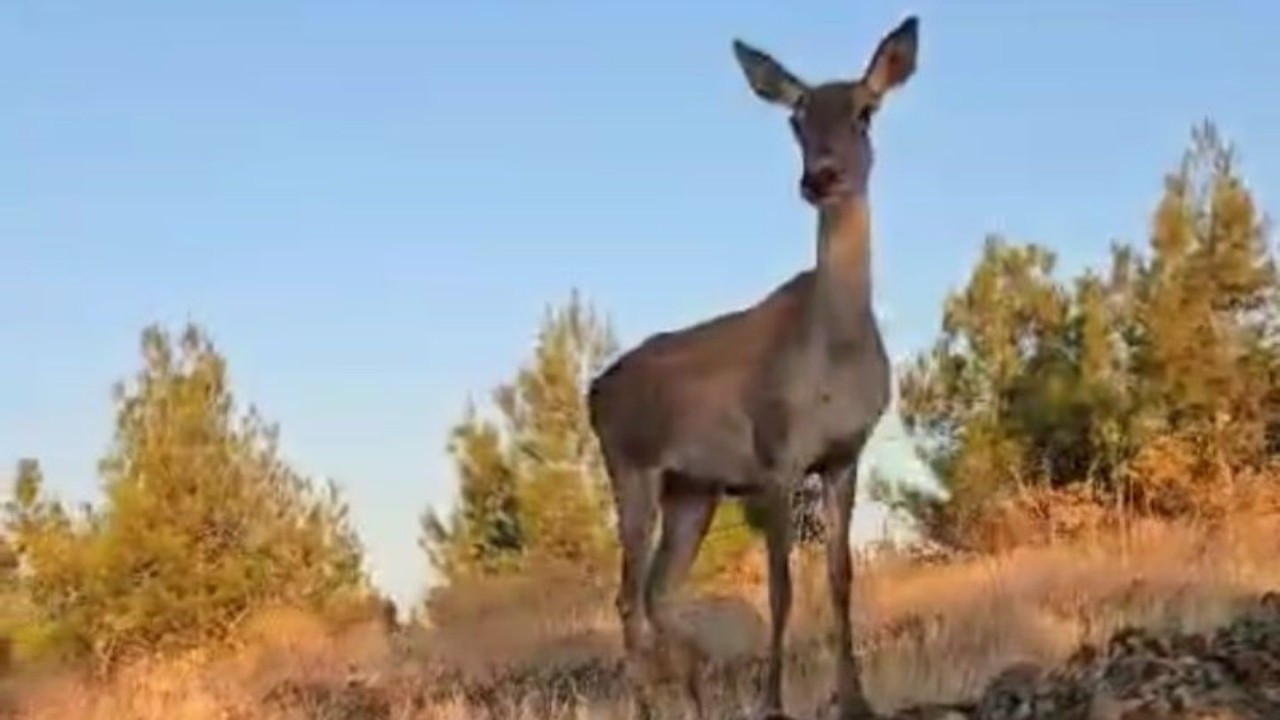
[3, 121, 1276, 668]
[896, 121, 1280, 545]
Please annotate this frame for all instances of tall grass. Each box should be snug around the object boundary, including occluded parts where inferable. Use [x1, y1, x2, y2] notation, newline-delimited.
[5, 513, 1277, 719]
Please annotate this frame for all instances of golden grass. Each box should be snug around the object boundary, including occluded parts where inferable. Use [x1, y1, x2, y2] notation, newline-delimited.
[5, 513, 1278, 720]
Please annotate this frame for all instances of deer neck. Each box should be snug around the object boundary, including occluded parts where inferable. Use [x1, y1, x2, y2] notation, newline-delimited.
[812, 197, 874, 343]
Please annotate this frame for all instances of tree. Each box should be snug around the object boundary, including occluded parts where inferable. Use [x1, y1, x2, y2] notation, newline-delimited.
[4, 324, 370, 668]
[498, 291, 618, 572]
[898, 237, 1071, 529]
[1128, 123, 1277, 454]
[899, 121, 1279, 542]
[422, 291, 767, 599]
[421, 291, 618, 586]
[419, 407, 523, 580]
[0, 459, 74, 663]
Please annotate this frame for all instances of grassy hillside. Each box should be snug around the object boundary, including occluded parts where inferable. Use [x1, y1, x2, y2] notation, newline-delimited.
[5, 513, 1277, 719]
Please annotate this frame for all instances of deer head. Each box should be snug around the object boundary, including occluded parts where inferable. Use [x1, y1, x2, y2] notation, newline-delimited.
[733, 17, 919, 207]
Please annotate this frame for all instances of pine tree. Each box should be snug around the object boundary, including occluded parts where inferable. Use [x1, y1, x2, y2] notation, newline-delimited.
[899, 237, 1069, 515]
[499, 291, 617, 573]
[3, 324, 370, 668]
[1130, 122, 1277, 453]
[898, 121, 1280, 541]
[421, 291, 618, 584]
[1118, 122, 1279, 511]
[0, 459, 71, 662]
[423, 291, 768, 595]
[419, 407, 523, 579]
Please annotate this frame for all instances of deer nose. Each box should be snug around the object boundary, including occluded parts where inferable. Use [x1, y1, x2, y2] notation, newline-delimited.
[800, 165, 842, 201]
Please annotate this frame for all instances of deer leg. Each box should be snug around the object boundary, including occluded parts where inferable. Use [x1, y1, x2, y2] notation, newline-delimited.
[644, 487, 718, 720]
[614, 469, 660, 720]
[755, 484, 793, 717]
[822, 454, 874, 720]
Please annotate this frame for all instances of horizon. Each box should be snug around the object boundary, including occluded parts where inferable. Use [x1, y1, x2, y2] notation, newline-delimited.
[5, 1, 1279, 609]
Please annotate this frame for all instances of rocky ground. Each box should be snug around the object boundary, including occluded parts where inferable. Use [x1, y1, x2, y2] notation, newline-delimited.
[891, 591, 1280, 720]
[256, 591, 1280, 719]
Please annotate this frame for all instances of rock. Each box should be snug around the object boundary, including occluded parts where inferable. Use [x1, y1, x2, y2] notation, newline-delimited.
[975, 662, 1044, 720]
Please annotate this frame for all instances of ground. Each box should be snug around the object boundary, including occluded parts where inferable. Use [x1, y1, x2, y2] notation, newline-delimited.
[3, 515, 1278, 720]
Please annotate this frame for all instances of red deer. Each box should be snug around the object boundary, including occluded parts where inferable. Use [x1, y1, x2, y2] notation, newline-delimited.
[589, 15, 919, 720]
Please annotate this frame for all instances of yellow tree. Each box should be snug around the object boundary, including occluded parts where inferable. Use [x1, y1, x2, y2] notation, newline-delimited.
[5, 324, 370, 668]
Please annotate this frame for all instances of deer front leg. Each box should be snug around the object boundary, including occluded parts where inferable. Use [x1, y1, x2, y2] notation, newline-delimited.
[822, 458, 874, 720]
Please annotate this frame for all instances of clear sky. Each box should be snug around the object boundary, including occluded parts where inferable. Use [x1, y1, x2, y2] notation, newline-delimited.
[4, 2, 1278, 609]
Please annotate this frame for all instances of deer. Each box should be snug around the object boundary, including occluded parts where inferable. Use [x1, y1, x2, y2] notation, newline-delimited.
[587, 15, 919, 720]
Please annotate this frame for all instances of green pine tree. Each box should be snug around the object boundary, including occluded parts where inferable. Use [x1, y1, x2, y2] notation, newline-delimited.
[4, 324, 370, 668]
[419, 406, 524, 580]
[898, 121, 1279, 541]
[421, 290, 618, 586]
[422, 291, 767, 600]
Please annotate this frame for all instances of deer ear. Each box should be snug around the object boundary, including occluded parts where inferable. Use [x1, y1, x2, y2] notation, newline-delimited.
[733, 40, 808, 108]
[863, 16, 918, 96]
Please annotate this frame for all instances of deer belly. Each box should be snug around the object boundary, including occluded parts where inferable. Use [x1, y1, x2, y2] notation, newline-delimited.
[661, 411, 760, 490]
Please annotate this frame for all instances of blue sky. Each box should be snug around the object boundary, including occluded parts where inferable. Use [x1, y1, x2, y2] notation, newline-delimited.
[4, 1, 1278, 609]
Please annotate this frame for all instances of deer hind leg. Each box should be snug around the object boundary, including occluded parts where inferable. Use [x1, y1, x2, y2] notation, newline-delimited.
[613, 467, 660, 720]
[643, 484, 718, 720]
[749, 483, 794, 719]
[821, 450, 875, 720]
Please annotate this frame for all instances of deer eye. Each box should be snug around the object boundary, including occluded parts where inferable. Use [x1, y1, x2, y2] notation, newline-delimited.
[856, 103, 877, 126]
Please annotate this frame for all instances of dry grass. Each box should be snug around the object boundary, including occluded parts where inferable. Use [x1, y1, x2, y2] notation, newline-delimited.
[4, 513, 1278, 720]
